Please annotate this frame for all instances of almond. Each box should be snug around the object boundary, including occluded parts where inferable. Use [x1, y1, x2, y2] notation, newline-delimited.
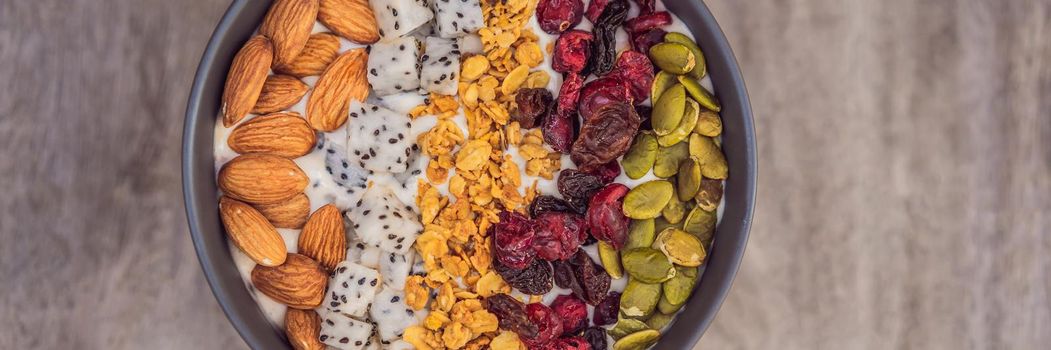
[297, 204, 346, 271]
[252, 75, 310, 115]
[260, 0, 321, 68]
[285, 309, 325, 350]
[275, 33, 341, 78]
[306, 48, 369, 131]
[251, 254, 327, 309]
[254, 193, 311, 229]
[228, 112, 316, 158]
[222, 36, 274, 127]
[318, 0, 380, 44]
[219, 197, 287, 267]
[218, 154, 309, 205]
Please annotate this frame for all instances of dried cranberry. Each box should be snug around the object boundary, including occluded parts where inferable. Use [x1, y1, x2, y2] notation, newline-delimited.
[530, 195, 577, 217]
[550, 294, 589, 335]
[492, 211, 537, 270]
[537, 0, 584, 34]
[557, 169, 605, 213]
[631, 28, 667, 54]
[582, 328, 609, 350]
[584, 0, 628, 76]
[533, 338, 591, 350]
[586, 161, 621, 184]
[523, 303, 564, 346]
[486, 294, 539, 339]
[570, 102, 641, 170]
[591, 292, 621, 326]
[534, 212, 587, 261]
[552, 30, 593, 74]
[544, 73, 585, 152]
[632, 0, 656, 14]
[624, 11, 672, 34]
[585, 183, 630, 249]
[578, 78, 633, 122]
[514, 88, 554, 129]
[610, 51, 655, 102]
[495, 258, 554, 295]
[552, 250, 611, 305]
[584, 0, 609, 23]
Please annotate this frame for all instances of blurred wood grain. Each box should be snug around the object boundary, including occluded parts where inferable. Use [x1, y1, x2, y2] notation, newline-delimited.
[0, 0, 1048, 349]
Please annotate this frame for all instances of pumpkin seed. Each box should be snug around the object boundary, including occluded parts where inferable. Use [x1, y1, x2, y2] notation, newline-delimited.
[694, 109, 722, 137]
[689, 134, 728, 179]
[624, 219, 656, 250]
[649, 43, 696, 75]
[645, 312, 675, 331]
[676, 156, 702, 201]
[664, 32, 707, 79]
[695, 178, 724, 212]
[599, 241, 624, 279]
[662, 266, 699, 307]
[622, 132, 659, 179]
[683, 206, 716, 247]
[655, 228, 706, 267]
[651, 84, 686, 136]
[613, 329, 661, 350]
[621, 248, 676, 283]
[650, 71, 679, 104]
[623, 180, 675, 219]
[661, 196, 686, 224]
[609, 318, 651, 340]
[653, 141, 690, 178]
[678, 75, 721, 112]
[657, 98, 700, 147]
[620, 278, 662, 318]
[653, 216, 678, 236]
[657, 293, 685, 314]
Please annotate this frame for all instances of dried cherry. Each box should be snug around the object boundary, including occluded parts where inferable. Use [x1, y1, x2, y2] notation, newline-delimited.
[530, 195, 578, 217]
[514, 88, 553, 129]
[591, 292, 621, 326]
[537, 0, 584, 34]
[584, 0, 610, 23]
[534, 212, 587, 261]
[586, 161, 621, 184]
[578, 78, 633, 122]
[552, 30, 593, 74]
[533, 337, 591, 350]
[552, 250, 611, 305]
[492, 211, 537, 270]
[570, 102, 641, 170]
[485, 293, 539, 339]
[557, 169, 605, 213]
[632, 0, 656, 14]
[582, 327, 609, 350]
[624, 11, 672, 35]
[544, 73, 584, 153]
[550, 294, 589, 335]
[523, 303, 564, 346]
[495, 258, 554, 295]
[610, 51, 655, 102]
[584, 0, 629, 76]
[585, 183, 630, 249]
[631, 28, 667, 54]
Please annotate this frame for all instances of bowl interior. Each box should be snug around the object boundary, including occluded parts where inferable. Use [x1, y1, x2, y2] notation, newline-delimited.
[183, 1, 755, 349]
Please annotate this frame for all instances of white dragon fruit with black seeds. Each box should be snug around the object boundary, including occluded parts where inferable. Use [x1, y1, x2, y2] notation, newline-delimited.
[387, 340, 414, 350]
[324, 261, 382, 319]
[367, 37, 422, 96]
[458, 33, 484, 54]
[372, 0, 433, 39]
[345, 101, 416, 174]
[379, 251, 416, 290]
[319, 311, 373, 350]
[345, 184, 422, 255]
[370, 288, 420, 341]
[420, 37, 461, 95]
[322, 134, 369, 199]
[345, 241, 368, 262]
[428, 0, 485, 38]
[358, 245, 384, 269]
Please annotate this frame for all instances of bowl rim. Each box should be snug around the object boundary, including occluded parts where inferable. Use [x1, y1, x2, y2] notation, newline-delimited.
[183, 1, 756, 349]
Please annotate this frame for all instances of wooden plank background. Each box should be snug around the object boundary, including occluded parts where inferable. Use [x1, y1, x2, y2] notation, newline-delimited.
[0, 0, 1048, 348]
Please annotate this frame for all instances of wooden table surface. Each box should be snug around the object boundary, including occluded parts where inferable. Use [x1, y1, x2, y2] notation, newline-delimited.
[1, 0, 1048, 349]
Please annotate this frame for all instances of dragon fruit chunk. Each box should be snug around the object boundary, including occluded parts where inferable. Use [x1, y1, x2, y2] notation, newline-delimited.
[428, 0, 485, 38]
[345, 101, 417, 174]
[367, 37, 422, 96]
[322, 134, 369, 200]
[345, 184, 423, 255]
[323, 261, 383, 319]
[358, 245, 384, 269]
[388, 340, 415, 350]
[420, 37, 462, 95]
[380, 251, 416, 290]
[319, 311, 374, 350]
[372, 0, 434, 39]
[458, 34, 484, 54]
[370, 288, 420, 341]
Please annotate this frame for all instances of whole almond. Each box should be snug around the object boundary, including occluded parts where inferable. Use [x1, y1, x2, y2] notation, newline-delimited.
[218, 154, 309, 205]
[252, 75, 310, 115]
[275, 33, 341, 78]
[306, 48, 369, 131]
[285, 309, 325, 350]
[251, 254, 327, 309]
[318, 0, 380, 44]
[222, 36, 274, 127]
[298, 204, 346, 271]
[228, 112, 316, 158]
[254, 193, 311, 229]
[260, 0, 321, 68]
[219, 197, 287, 267]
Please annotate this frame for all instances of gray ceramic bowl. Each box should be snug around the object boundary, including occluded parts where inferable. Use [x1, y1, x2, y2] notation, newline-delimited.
[183, 1, 756, 348]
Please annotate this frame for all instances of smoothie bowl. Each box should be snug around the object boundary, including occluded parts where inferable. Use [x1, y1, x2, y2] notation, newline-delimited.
[183, 0, 755, 349]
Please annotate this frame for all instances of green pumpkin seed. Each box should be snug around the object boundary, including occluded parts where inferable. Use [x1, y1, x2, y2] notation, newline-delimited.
[623, 180, 675, 219]
[651, 84, 686, 136]
[621, 248, 676, 283]
[650, 71, 679, 104]
[613, 329, 661, 350]
[676, 156, 702, 201]
[653, 141, 690, 178]
[678, 75, 721, 112]
[649, 43, 696, 75]
[661, 196, 686, 224]
[656, 98, 700, 147]
[621, 278, 663, 318]
[689, 134, 728, 180]
[664, 32, 706, 79]
[695, 178, 724, 212]
[683, 206, 716, 247]
[609, 318, 651, 340]
[657, 293, 685, 314]
[645, 312, 675, 331]
[622, 132, 659, 179]
[653, 216, 678, 235]
[694, 109, 723, 137]
[663, 266, 699, 306]
[655, 228, 706, 267]
[624, 219, 656, 250]
[599, 241, 624, 279]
